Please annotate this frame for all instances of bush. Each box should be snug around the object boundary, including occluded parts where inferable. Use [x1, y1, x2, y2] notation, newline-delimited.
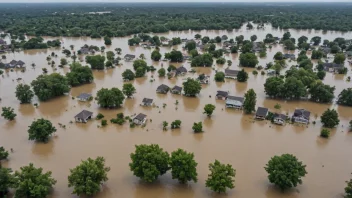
[320, 129, 330, 138]
[214, 71, 225, 82]
[101, 119, 107, 126]
[192, 122, 203, 132]
[96, 113, 104, 120]
[252, 70, 258, 75]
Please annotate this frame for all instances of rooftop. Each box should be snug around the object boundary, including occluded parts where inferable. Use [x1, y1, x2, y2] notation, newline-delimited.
[74, 110, 93, 120]
[256, 107, 268, 117]
[134, 113, 147, 121]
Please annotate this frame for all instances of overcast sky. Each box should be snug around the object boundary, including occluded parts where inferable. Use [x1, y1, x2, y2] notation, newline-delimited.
[0, 0, 350, 2]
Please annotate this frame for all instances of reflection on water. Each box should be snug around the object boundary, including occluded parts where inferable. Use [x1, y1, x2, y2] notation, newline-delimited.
[1, 23, 352, 198]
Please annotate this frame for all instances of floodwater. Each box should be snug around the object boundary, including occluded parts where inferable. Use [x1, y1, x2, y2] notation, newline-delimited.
[1, 23, 352, 198]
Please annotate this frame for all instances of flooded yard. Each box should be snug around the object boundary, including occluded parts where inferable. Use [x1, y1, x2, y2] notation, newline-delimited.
[1, 24, 352, 198]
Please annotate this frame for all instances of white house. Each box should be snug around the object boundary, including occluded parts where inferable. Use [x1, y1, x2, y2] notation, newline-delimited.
[225, 96, 244, 109]
[133, 113, 147, 125]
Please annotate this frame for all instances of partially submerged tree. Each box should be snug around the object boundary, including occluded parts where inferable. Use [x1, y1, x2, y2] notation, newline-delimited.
[122, 69, 135, 81]
[66, 62, 94, 86]
[68, 157, 110, 196]
[214, 72, 225, 82]
[122, 83, 136, 98]
[28, 118, 57, 142]
[31, 73, 70, 101]
[15, 84, 34, 103]
[171, 120, 182, 129]
[1, 107, 17, 121]
[203, 104, 216, 117]
[243, 89, 257, 114]
[129, 144, 170, 182]
[320, 109, 340, 128]
[205, 160, 235, 193]
[14, 163, 57, 198]
[183, 78, 202, 97]
[0, 166, 16, 196]
[237, 69, 249, 82]
[264, 154, 307, 191]
[192, 122, 203, 133]
[0, 147, 9, 160]
[96, 87, 125, 108]
[170, 149, 198, 184]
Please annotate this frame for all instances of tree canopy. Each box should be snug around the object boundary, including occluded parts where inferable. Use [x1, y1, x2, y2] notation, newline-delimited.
[320, 109, 340, 128]
[205, 160, 235, 193]
[183, 78, 202, 96]
[28, 118, 57, 142]
[15, 83, 34, 103]
[31, 73, 70, 101]
[66, 62, 94, 86]
[170, 149, 198, 184]
[96, 87, 125, 108]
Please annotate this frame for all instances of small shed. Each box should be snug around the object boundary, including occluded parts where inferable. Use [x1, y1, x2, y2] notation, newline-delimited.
[225, 69, 239, 79]
[77, 93, 92, 101]
[176, 66, 188, 76]
[124, 54, 136, 61]
[133, 113, 147, 125]
[273, 113, 287, 125]
[216, 91, 229, 100]
[74, 110, 93, 123]
[142, 98, 153, 106]
[171, 86, 182, 94]
[255, 107, 268, 120]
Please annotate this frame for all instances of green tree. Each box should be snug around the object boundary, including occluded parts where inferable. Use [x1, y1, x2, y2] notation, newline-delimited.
[191, 53, 213, 67]
[31, 73, 70, 101]
[104, 36, 112, 45]
[28, 118, 56, 142]
[283, 39, 295, 50]
[264, 77, 284, 98]
[274, 52, 284, 60]
[60, 58, 68, 65]
[68, 157, 110, 196]
[170, 149, 198, 184]
[250, 35, 257, 42]
[309, 82, 335, 103]
[334, 53, 346, 64]
[195, 34, 202, 39]
[320, 129, 330, 138]
[183, 78, 202, 96]
[243, 89, 256, 114]
[264, 154, 307, 191]
[214, 71, 225, 82]
[106, 51, 115, 61]
[86, 55, 106, 70]
[171, 120, 182, 129]
[96, 88, 125, 108]
[135, 67, 146, 78]
[162, 121, 168, 131]
[151, 50, 162, 61]
[122, 69, 135, 81]
[316, 70, 326, 80]
[192, 122, 203, 133]
[298, 35, 308, 45]
[311, 36, 321, 45]
[158, 68, 166, 77]
[282, 32, 291, 40]
[311, 50, 324, 59]
[216, 57, 226, 64]
[1, 107, 16, 121]
[66, 62, 94, 86]
[203, 104, 216, 117]
[239, 53, 258, 67]
[227, 60, 232, 66]
[0, 147, 9, 160]
[346, 175, 352, 198]
[205, 160, 235, 193]
[235, 35, 244, 44]
[230, 46, 238, 53]
[15, 83, 34, 103]
[185, 40, 196, 51]
[14, 163, 57, 198]
[165, 50, 183, 62]
[237, 69, 248, 82]
[122, 83, 136, 98]
[337, 88, 352, 106]
[133, 59, 147, 71]
[320, 109, 340, 128]
[129, 144, 170, 182]
[0, 166, 15, 196]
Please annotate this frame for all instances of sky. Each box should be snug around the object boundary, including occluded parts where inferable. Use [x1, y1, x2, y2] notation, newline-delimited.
[0, 0, 350, 2]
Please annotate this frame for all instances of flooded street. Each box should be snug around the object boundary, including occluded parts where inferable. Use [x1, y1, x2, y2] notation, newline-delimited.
[1, 24, 352, 198]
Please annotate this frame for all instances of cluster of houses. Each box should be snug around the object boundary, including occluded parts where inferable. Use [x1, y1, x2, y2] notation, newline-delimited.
[216, 90, 311, 125]
[0, 39, 11, 54]
[1, 60, 26, 69]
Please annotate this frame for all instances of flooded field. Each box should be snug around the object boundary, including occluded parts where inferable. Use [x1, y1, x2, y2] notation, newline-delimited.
[1, 24, 352, 198]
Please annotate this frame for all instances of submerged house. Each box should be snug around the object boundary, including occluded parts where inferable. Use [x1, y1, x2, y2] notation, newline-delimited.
[225, 69, 239, 79]
[252, 42, 264, 52]
[4, 60, 25, 68]
[198, 74, 210, 84]
[133, 113, 147, 125]
[225, 96, 244, 109]
[176, 66, 188, 76]
[142, 98, 153, 106]
[320, 46, 331, 55]
[156, 84, 170, 94]
[171, 85, 182, 94]
[323, 63, 345, 73]
[273, 113, 287, 125]
[78, 47, 90, 54]
[283, 54, 296, 60]
[216, 91, 229, 100]
[292, 109, 311, 124]
[124, 54, 136, 61]
[77, 93, 92, 101]
[74, 110, 93, 123]
[255, 107, 268, 120]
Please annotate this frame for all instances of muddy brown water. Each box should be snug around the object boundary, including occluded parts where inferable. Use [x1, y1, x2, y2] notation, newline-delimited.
[1, 23, 352, 198]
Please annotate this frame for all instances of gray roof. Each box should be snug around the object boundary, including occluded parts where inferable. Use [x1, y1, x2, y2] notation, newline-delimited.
[142, 98, 153, 104]
[293, 109, 311, 119]
[124, 54, 136, 59]
[9, 60, 17, 65]
[79, 48, 89, 54]
[274, 113, 287, 120]
[227, 96, 244, 103]
[171, 85, 182, 92]
[283, 54, 295, 59]
[216, 91, 229, 97]
[256, 107, 268, 117]
[77, 93, 92, 99]
[134, 113, 147, 121]
[323, 63, 343, 69]
[156, 84, 169, 92]
[176, 66, 187, 74]
[17, 60, 25, 66]
[225, 69, 239, 77]
[74, 110, 93, 120]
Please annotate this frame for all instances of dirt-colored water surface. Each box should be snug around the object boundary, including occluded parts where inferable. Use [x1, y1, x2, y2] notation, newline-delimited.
[1, 24, 352, 198]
